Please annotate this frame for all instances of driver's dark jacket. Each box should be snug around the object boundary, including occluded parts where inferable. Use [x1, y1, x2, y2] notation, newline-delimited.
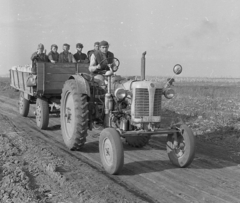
[93, 50, 114, 70]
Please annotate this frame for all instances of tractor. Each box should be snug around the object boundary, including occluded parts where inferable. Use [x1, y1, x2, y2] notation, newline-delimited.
[60, 52, 195, 175]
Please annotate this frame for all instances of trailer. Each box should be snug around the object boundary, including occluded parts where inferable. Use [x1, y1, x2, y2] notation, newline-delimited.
[10, 62, 90, 129]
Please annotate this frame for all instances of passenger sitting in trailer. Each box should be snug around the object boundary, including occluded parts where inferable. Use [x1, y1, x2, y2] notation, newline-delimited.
[87, 41, 99, 60]
[31, 43, 49, 62]
[48, 44, 59, 63]
[59, 44, 76, 63]
[73, 43, 89, 63]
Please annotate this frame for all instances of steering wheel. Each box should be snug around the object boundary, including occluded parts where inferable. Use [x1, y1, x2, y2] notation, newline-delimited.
[98, 57, 120, 73]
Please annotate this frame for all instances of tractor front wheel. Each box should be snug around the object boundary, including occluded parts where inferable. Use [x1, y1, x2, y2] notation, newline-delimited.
[99, 128, 124, 175]
[167, 124, 195, 167]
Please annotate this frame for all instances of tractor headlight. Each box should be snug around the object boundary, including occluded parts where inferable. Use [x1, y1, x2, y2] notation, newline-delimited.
[164, 88, 175, 99]
[114, 88, 127, 100]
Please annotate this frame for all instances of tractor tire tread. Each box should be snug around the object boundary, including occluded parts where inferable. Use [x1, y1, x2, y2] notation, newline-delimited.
[61, 80, 89, 150]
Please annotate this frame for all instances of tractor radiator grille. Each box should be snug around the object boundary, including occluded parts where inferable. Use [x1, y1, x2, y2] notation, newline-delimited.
[134, 88, 162, 118]
[153, 89, 162, 116]
[135, 88, 149, 117]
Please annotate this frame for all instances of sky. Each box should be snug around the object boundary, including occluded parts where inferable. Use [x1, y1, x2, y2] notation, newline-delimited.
[0, 0, 240, 77]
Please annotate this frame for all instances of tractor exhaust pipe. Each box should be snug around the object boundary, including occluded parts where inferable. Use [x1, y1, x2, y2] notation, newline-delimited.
[141, 51, 146, 80]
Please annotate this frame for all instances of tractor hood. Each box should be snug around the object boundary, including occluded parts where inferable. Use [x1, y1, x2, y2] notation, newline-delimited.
[121, 80, 163, 91]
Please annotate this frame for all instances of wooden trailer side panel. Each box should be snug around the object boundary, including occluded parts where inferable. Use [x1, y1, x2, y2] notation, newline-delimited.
[10, 69, 34, 96]
[37, 62, 89, 95]
[76, 63, 90, 74]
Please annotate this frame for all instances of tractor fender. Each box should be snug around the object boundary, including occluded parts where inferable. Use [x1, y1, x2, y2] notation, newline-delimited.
[68, 74, 91, 97]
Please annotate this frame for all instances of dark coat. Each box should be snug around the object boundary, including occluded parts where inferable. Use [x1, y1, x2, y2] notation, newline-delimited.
[48, 51, 59, 62]
[59, 52, 76, 63]
[31, 52, 49, 62]
[73, 52, 88, 62]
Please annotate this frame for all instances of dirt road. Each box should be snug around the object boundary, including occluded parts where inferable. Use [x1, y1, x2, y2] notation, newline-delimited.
[1, 94, 240, 203]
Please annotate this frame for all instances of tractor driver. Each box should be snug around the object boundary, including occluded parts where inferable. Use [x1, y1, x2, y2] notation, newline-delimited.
[89, 40, 116, 74]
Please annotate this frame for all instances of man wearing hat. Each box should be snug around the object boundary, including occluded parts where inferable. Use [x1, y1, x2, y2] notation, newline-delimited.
[31, 43, 49, 62]
[87, 42, 99, 60]
[73, 43, 88, 63]
[89, 40, 115, 73]
[89, 40, 117, 128]
[59, 44, 76, 63]
[48, 44, 59, 63]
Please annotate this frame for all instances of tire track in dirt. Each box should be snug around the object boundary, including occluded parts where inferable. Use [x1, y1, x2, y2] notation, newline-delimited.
[9, 120, 156, 202]
[1, 95, 240, 203]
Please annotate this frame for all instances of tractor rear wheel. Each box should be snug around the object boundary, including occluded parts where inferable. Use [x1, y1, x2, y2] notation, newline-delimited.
[167, 125, 195, 167]
[124, 136, 150, 148]
[61, 80, 89, 150]
[18, 92, 29, 117]
[35, 98, 49, 129]
[99, 128, 124, 175]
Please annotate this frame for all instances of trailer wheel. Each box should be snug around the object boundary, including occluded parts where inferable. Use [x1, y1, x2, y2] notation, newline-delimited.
[167, 125, 195, 167]
[124, 136, 150, 148]
[61, 80, 88, 150]
[18, 92, 29, 117]
[99, 128, 124, 175]
[35, 98, 49, 130]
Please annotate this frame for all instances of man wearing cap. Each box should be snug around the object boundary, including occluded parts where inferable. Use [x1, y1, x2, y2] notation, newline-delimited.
[89, 40, 115, 73]
[31, 43, 49, 62]
[87, 42, 99, 60]
[73, 43, 89, 63]
[59, 44, 76, 63]
[48, 44, 59, 63]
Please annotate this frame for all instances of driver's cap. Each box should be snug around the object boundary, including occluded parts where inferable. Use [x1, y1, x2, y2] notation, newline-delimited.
[99, 40, 109, 47]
